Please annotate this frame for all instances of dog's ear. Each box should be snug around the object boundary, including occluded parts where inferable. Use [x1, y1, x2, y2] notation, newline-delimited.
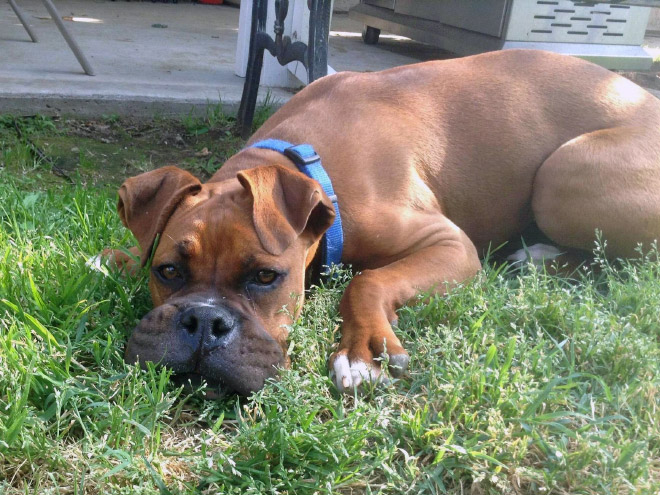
[237, 165, 336, 255]
[118, 166, 202, 265]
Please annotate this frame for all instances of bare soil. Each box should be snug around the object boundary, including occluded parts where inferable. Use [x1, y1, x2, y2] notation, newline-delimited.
[620, 69, 660, 92]
[30, 115, 245, 188]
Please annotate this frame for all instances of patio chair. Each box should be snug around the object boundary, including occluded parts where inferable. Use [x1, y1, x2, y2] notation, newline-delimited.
[236, 0, 332, 138]
[7, 0, 94, 75]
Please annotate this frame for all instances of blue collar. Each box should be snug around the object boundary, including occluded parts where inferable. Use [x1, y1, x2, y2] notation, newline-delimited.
[248, 139, 344, 272]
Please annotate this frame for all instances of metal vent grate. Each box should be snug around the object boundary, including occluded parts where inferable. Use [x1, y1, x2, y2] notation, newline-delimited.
[506, 0, 648, 44]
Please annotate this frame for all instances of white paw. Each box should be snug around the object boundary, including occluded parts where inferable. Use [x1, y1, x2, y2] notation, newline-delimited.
[85, 254, 109, 276]
[507, 243, 562, 266]
[330, 355, 384, 393]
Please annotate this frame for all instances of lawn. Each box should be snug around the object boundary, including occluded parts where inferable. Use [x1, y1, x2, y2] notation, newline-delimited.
[0, 113, 659, 494]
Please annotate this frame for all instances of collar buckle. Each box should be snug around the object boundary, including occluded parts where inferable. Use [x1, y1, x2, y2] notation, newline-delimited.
[283, 146, 321, 166]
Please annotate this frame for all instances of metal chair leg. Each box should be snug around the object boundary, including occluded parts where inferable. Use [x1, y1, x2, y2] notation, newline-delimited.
[7, 0, 39, 42]
[40, 0, 95, 76]
[237, 45, 266, 140]
[307, 0, 331, 81]
[237, 0, 268, 139]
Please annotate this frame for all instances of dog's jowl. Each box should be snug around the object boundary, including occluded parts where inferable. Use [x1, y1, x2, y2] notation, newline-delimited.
[109, 50, 660, 395]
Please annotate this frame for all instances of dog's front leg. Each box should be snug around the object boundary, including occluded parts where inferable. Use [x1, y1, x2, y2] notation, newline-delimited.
[330, 219, 481, 392]
[98, 246, 142, 275]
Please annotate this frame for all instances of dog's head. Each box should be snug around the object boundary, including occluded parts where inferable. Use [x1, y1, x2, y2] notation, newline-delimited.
[118, 164, 335, 395]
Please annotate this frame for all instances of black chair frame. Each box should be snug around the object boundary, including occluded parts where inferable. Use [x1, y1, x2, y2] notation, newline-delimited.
[236, 0, 332, 139]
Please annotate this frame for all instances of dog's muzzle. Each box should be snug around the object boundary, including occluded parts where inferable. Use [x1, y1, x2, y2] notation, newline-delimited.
[124, 297, 285, 396]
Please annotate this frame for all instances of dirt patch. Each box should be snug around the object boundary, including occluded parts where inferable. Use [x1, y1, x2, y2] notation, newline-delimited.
[28, 116, 246, 187]
[619, 70, 660, 92]
[618, 60, 660, 92]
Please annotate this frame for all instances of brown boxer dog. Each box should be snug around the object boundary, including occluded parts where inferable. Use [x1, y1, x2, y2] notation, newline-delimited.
[110, 50, 660, 395]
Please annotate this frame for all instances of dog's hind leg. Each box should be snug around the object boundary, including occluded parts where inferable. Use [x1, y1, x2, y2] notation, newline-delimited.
[532, 126, 660, 258]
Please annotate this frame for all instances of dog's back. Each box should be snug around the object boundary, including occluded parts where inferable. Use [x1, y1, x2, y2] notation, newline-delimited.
[247, 49, 660, 251]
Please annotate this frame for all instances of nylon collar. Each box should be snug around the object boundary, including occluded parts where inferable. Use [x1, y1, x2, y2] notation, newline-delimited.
[248, 139, 344, 271]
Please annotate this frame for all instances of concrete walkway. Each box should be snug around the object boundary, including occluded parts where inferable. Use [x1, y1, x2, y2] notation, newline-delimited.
[0, 0, 446, 117]
[1, 0, 658, 117]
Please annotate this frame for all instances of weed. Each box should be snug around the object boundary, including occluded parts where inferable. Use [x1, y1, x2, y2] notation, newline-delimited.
[181, 95, 278, 138]
[182, 101, 230, 136]
[252, 90, 279, 131]
[0, 115, 57, 137]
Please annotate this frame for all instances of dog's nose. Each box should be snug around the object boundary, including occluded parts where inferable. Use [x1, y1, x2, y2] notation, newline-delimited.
[178, 305, 236, 350]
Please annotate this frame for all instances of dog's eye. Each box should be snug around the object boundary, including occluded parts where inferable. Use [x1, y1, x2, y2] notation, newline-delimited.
[254, 269, 278, 285]
[157, 264, 181, 281]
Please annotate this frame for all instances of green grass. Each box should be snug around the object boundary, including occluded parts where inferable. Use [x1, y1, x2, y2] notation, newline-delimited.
[1, 115, 659, 494]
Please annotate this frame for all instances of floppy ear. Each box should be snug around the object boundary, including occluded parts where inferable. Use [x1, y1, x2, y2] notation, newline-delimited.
[237, 165, 336, 255]
[118, 166, 202, 265]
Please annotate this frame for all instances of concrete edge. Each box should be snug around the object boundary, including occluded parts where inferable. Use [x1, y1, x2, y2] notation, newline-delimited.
[0, 93, 287, 119]
[0, 85, 656, 120]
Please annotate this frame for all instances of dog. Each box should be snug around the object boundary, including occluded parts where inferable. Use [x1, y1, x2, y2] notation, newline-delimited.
[108, 49, 660, 395]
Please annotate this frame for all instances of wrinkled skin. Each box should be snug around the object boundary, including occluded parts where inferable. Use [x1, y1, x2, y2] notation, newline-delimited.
[117, 164, 334, 395]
